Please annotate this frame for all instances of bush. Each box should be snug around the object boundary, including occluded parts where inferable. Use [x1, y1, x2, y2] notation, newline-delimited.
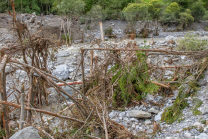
[190, 0, 206, 21]
[176, 32, 208, 51]
[123, 3, 148, 21]
[178, 9, 194, 30]
[110, 52, 159, 107]
[161, 2, 180, 23]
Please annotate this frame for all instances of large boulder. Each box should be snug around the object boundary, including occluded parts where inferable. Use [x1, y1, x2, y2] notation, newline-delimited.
[52, 64, 70, 80]
[128, 110, 151, 118]
[10, 126, 41, 139]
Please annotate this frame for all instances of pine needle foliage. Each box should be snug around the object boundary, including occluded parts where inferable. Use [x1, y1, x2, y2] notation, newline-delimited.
[110, 51, 159, 107]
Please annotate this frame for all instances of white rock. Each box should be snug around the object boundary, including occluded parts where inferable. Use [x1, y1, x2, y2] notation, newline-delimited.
[154, 110, 164, 121]
[130, 118, 138, 122]
[204, 125, 208, 133]
[145, 119, 151, 125]
[128, 110, 151, 118]
[195, 133, 208, 139]
[146, 129, 153, 134]
[10, 126, 41, 139]
[148, 108, 158, 114]
[200, 107, 208, 115]
[165, 35, 177, 42]
[119, 112, 126, 117]
[132, 124, 136, 128]
[165, 137, 179, 139]
[184, 132, 192, 138]
[194, 122, 204, 129]
[109, 111, 117, 119]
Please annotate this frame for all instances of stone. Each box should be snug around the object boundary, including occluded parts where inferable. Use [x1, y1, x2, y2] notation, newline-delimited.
[148, 108, 158, 114]
[128, 110, 151, 118]
[132, 124, 136, 128]
[165, 35, 177, 42]
[130, 118, 138, 122]
[199, 107, 208, 115]
[204, 125, 208, 133]
[109, 111, 118, 119]
[154, 110, 164, 121]
[119, 112, 126, 117]
[146, 129, 153, 134]
[10, 126, 41, 139]
[56, 51, 70, 57]
[52, 64, 70, 80]
[184, 132, 192, 138]
[165, 137, 179, 139]
[145, 119, 151, 125]
[195, 133, 208, 139]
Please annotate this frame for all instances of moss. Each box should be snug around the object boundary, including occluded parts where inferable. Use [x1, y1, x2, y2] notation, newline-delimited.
[110, 51, 159, 107]
[161, 90, 189, 124]
[161, 83, 198, 124]
[192, 98, 203, 115]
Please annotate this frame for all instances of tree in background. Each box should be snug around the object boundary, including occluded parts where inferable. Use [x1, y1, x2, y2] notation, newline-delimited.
[178, 9, 194, 30]
[190, 0, 206, 21]
[55, 0, 85, 17]
[161, 2, 180, 23]
[148, 0, 163, 35]
[123, 2, 149, 36]
[164, 0, 194, 10]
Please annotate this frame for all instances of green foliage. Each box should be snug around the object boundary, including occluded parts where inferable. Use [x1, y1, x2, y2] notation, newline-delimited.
[161, 88, 189, 124]
[161, 2, 180, 23]
[110, 51, 159, 107]
[87, 5, 103, 20]
[55, 0, 85, 16]
[148, 0, 163, 20]
[203, 11, 208, 20]
[192, 98, 203, 115]
[165, 0, 194, 10]
[178, 9, 194, 30]
[176, 32, 208, 51]
[104, 27, 115, 38]
[162, 82, 199, 124]
[123, 3, 149, 21]
[190, 0, 206, 21]
[165, 2, 180, 14]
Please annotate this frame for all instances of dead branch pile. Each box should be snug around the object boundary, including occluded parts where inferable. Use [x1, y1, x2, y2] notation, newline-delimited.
[0, 2, 208, 139]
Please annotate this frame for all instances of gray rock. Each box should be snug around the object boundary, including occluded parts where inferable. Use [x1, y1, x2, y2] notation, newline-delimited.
[195, 133, 208, 139]
[130, 118, 139, 122]
[109, 111, 118, 119]
[56, 51, 70, 57]
[146, 129, 153, 134]
[193, 122, 204, 129]
[165, 35, 177, 42]
[200, 107, 208, 115]
[165, 137, 179, 139]
[10, 126, 41, 139]
[184, 132, 192, 138]
[154, 110, 164, 121]
[128, 110, 151, 118]
[119, 112, 126, 117]
[204, 125, 208, 133]
[52, 64, 70, 80]
[148, 108, 158, 114]
[145, 119, 151, 125]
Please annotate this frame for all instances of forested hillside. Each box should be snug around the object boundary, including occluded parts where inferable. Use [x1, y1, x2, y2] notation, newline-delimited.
[0, 0, 208, 26]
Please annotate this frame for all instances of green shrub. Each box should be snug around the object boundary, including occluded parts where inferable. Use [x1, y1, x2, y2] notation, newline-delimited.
[192, 98, 203, 115]
[110, 51, 159, 107]
[176, 32, 208, 51]
[190, 0, 206, 21]
[178, 9, 194, 30]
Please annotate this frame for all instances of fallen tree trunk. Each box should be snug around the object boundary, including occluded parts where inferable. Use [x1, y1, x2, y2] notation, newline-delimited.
[0, 101, 85, 124]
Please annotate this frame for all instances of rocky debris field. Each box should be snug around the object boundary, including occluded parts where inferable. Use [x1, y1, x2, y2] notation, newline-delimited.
[2, 13, 208, 139]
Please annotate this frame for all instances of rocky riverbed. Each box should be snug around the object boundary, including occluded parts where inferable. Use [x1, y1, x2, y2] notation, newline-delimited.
[3, 13, 208, 139]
